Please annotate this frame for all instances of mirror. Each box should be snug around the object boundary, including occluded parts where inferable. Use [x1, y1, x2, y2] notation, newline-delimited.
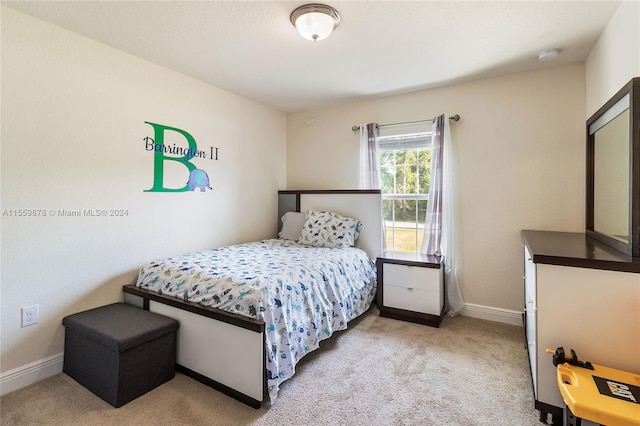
[593, 100, 630, 243]
[586, 77, 639, 257]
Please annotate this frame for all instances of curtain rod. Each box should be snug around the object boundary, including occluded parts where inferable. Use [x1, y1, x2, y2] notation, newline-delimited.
[351, 114, 460, 132]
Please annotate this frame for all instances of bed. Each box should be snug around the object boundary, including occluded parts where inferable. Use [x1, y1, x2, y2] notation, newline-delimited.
[123, 190, 382, 408]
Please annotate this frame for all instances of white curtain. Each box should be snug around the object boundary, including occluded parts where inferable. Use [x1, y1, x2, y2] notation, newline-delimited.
[421, 114, 464, 316]
[359, 123, 381, 189]
[359, 123, 387, 253]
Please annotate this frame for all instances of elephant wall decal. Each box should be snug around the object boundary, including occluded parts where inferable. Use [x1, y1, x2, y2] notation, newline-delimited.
[187, 168, 212, 192]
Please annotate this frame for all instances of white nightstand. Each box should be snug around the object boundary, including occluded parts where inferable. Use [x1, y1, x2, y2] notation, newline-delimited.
[376, 251, 444, 327]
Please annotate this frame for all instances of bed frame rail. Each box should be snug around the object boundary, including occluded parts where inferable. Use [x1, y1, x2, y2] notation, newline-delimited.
[122, 284, 265, 408]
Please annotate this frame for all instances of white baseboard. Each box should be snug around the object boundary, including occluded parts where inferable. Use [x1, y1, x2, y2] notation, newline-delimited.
[460, 303, 523, 327]
[0, 352, 64, 396]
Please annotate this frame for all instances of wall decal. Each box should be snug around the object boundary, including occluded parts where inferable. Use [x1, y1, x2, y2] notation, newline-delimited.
[143, 121, 219, 192]
[187, 169, 212, 192]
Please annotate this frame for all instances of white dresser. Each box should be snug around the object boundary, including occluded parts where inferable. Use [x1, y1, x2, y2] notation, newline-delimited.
[376, 251, 444, 327]
[522, 230, 640, 424]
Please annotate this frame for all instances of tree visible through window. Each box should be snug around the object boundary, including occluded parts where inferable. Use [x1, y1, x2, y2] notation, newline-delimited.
[379, 123, 432, 253]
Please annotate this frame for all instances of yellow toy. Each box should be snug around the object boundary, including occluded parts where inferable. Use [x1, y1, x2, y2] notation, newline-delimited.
[547, 347, 640, 426]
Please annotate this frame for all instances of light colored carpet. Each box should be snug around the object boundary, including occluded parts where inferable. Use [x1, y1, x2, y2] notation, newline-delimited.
[1, 310, 545, 425]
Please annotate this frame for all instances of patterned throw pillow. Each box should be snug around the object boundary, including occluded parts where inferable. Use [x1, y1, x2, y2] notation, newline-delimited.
[298, 210, 361, 248]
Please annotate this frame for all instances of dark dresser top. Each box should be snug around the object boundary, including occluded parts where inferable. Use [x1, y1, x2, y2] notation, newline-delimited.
[522, 230, 640, 274]
[377, 251, 442, 268]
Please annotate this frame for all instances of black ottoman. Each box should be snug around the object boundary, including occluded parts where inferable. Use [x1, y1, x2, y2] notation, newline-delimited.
[62, 303, 179, 407]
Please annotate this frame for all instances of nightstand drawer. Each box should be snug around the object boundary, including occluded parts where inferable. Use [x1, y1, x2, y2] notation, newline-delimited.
[376, 252, 444, 327]
[383, 263, 438, 291]
[383, 285, 441, 315]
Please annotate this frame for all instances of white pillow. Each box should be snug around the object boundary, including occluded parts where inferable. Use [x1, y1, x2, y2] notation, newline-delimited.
[278, 211, 307, 241]
[298, 210, 360, 248]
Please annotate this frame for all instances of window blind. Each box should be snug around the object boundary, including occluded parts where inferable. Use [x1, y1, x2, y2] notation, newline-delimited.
[378, 122, 432, 150]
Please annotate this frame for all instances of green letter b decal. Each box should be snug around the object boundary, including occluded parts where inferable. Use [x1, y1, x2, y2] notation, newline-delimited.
[144, 121, 197, 192]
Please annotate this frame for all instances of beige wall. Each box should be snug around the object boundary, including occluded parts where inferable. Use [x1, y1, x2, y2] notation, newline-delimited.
[3, 0, 634, 393]
[1, 7, 286, 374]
[287, 64, 586, 312]
[586, 0, 640, 117]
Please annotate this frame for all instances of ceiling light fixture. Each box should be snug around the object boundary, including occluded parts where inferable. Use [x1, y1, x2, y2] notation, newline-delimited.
[290, 3, 340, 41]
[538, 49, 559, 61]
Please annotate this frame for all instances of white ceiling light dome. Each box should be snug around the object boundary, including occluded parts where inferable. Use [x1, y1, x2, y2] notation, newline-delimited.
[538, 49, 559, 61]
[290, 4, 340, 41]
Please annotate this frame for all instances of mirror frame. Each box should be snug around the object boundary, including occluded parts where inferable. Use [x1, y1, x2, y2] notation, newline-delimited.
[586, 77, 639, 257]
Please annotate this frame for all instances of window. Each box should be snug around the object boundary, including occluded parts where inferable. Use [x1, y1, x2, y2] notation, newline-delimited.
[379, 123, 432, 253]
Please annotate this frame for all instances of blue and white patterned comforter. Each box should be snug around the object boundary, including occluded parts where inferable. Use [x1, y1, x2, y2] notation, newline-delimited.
[136, 239, 377, 404]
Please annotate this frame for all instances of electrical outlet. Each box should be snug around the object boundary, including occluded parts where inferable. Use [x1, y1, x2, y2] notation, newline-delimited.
[21, 304, 39, 327]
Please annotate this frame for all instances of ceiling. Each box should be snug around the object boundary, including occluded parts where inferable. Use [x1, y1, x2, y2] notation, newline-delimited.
[4, 1, 621, 113]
